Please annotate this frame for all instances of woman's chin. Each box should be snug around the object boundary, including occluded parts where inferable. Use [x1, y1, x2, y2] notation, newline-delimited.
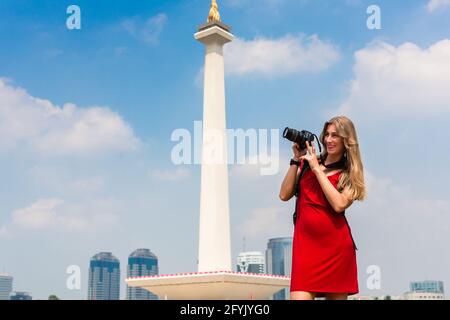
[327, 149, 336, 155]
[327, 150, 342, 157]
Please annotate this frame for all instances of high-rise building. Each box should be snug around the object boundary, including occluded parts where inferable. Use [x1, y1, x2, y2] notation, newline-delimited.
[404, 280, 445, 300]
[88, 252, 120, 300]
[410, 280, 444, 294]
[10, 292, 32, 300]
[266, 237, 293, 300]
[236, 251, 265, 274]
[126, 249, 158, 300]
[0, 273, 13, 300]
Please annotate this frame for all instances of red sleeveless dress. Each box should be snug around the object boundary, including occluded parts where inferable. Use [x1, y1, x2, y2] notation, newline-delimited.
[290, 165, 359, 296]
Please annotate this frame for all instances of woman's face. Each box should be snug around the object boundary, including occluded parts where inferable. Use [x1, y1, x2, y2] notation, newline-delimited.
[324, 123, 345, 157]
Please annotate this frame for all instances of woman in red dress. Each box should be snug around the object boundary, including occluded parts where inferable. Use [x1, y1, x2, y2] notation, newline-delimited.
[279, 116, 366, 300]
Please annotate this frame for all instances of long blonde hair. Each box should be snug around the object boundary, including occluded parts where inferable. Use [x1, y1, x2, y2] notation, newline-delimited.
[319, 116, 366, 201]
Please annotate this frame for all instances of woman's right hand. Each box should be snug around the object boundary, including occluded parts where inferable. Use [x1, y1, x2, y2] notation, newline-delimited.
[292, 143, 305, 160]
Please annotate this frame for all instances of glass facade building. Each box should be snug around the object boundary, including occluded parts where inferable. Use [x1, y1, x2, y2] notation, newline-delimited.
[0, 274, 13, 300]
[410, 281, 444, 294]
[266, 237, 293, 300]
[126, 248, 159, 300]
[88, 252, 120, 300]
[236, 251, 265, 274]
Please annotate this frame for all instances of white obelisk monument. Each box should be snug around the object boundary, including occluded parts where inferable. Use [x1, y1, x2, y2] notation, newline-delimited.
[125, 1, 290, 299]
[196, 1, 234, 273]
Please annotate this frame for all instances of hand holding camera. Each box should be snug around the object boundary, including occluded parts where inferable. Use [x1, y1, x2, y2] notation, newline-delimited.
[300, 141, 321, 172]
[283, 127, 322, 165]
[292, 143, 306, 161]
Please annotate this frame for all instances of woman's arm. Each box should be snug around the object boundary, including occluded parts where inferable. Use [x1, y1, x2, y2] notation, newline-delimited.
[279, 163, 299, 201]
[312, 168, 353, 213]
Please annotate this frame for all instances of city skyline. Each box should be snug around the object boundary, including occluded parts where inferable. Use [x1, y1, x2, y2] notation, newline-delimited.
[1, 0, 450, 299]
[3, 248, 448, 299]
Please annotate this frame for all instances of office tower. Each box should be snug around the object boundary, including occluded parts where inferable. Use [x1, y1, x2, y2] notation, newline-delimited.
[410, 280, 444, 294]
[126, 249, 158, 300]
[266, 237, 293, 300]
[236, 251, 265, 274]
[404, 280, 445, 300]
[0, 273, 13, 300]
[88, 252, 120, 300]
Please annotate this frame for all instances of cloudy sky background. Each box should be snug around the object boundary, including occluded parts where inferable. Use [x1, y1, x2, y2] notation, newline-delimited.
[1, 0, 450, 299]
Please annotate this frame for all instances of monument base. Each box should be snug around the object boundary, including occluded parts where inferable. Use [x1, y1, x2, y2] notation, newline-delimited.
[126, 271, 290, 300]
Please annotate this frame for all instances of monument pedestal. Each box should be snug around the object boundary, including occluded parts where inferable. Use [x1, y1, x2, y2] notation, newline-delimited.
[126, 271, 290, 300]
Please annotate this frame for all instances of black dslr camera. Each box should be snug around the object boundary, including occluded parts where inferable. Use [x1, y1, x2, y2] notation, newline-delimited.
[282, 127, 318, 151]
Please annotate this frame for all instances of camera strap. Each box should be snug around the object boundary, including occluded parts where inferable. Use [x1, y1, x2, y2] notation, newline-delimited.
[292, 161, 309, 225]
[312, 134, 322, 154]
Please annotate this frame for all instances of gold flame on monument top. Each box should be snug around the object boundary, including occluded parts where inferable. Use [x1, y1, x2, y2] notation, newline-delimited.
[207, 0, 221, 23]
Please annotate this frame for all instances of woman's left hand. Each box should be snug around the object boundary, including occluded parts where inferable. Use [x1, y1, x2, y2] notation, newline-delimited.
[300, 141, 320, 171]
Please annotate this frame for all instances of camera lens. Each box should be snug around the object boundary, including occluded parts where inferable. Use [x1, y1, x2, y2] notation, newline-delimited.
[283, 127, 321, 154]
[283, 127, 300, 144]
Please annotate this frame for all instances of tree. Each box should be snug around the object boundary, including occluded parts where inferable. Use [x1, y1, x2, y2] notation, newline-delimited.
[48, 295, 60, 300]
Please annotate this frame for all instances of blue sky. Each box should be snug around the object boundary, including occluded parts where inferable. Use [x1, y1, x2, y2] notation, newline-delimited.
[1, 0, 450, 299]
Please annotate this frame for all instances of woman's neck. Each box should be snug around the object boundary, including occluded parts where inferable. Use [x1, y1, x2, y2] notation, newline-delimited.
[324, 153, 343, 166]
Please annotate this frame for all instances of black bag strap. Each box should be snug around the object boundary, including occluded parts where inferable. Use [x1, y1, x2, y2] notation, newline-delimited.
[292, 160, 309, 225]
[343, 213, 358, 251]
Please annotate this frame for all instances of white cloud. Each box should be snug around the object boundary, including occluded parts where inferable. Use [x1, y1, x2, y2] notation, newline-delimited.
[149, 167, 191, 181]
[122, 13, 167, 45]
[338, 39, 450, 118]
[427, 0, 450, 12]
[0, 78, 140, 155]
[11, 198, 64, 230]
[0, 198, 121, 237]
[224, 34, 340, 76]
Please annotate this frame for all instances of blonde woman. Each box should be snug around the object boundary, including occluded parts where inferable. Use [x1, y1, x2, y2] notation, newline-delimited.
[279, 116, 366, 300]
